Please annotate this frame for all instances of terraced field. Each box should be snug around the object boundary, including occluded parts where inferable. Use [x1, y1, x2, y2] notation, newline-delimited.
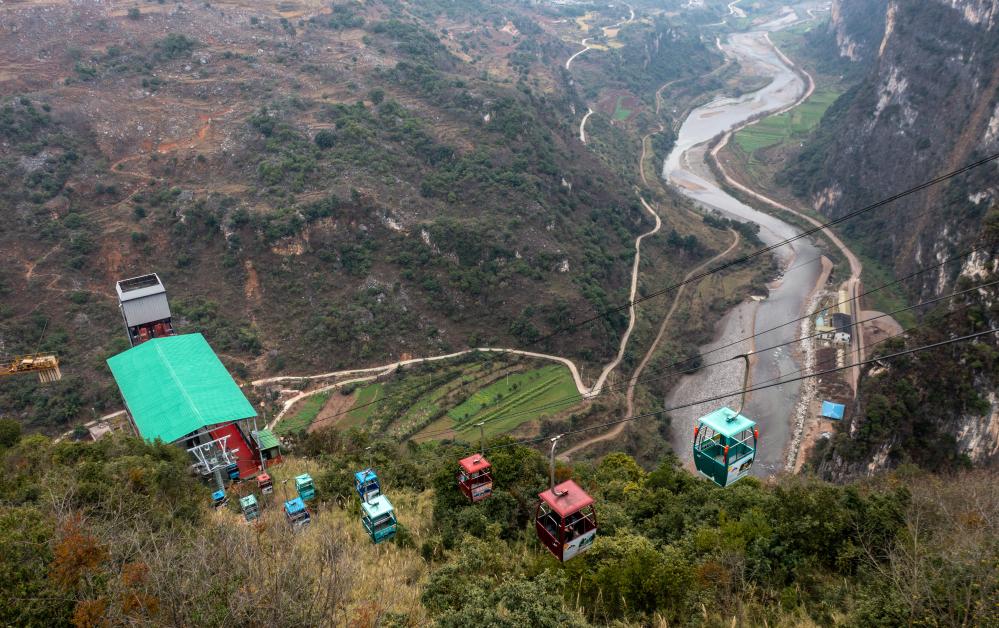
[445, 364, 578, 438]
[733, 88, 840, 153]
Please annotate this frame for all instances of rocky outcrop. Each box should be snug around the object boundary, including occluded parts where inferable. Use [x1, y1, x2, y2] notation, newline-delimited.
[785, 0, 999, 300]
[829, 0, 889, 63]
[793, 1, 999, 477]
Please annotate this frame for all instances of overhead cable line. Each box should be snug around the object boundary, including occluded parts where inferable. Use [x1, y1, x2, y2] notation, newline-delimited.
[413, 277, 998, 440]
[303, 157, 999, 424]
[472, 328, 999, 454]
[534, 152, 999, 345]
[314, 240, 996, 427]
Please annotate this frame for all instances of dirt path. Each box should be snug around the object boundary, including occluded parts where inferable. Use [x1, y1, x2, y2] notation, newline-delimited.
[561, 228, 741, 459]
[308, 389, 357, 433]
[579, 108, 594, 143]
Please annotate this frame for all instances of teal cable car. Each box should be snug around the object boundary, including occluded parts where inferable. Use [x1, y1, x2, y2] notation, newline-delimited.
[354, 469, 380, 501]
[295, 473, 316, 501]
[361, 494, 397, 544]
[211, 489, 228, 509]
[284, 497, 311, 530]
[693, 406, 758, 487]
[239, 494, 260, 522]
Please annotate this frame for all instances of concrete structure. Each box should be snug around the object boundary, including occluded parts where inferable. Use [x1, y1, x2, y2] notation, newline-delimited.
[116, 273, 174, 346]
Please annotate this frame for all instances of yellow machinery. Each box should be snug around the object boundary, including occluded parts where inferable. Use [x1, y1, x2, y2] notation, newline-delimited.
[1, 354, 62, 383]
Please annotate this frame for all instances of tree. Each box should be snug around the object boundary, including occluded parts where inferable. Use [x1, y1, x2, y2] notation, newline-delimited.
[314, 130, 335, 149]
[0, 419, 20, 449]
[368, 88, 385, 105]
[127, 7, 141, 19]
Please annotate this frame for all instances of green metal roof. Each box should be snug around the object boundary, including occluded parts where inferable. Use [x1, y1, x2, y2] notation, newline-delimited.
[253, 429, 280, 450]
[107, 333, 256, 444]
[698, 406, 755, 437]
[361, 494, 394, 519]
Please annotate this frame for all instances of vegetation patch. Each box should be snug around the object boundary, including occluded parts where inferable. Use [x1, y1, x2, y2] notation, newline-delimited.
[276, 391, 330, 436]
[447, 364, 579, 437]
[734, 88, 841, 154]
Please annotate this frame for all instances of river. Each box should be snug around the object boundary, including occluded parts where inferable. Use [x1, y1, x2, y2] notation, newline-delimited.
[662, 27, 822, 477]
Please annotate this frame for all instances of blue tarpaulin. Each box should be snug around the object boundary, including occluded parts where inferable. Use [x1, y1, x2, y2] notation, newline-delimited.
[821, 401, 845, 420]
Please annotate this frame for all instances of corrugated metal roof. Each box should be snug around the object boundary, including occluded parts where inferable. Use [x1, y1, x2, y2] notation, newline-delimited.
[253, 429, 280, 450]
[120, 293, 171, 328]
[698, 406, 755, 437]
[107, 333, 256, 444]
[116, 274, 166, 300]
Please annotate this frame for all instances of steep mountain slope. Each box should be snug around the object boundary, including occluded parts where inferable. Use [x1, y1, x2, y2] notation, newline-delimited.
[780, 0, 999, 475]
[0, 0, 717, 433]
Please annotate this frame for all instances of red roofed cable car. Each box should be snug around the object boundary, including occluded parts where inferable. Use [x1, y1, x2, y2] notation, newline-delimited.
[457, 422, 493, 502]
[535, 435, 597, 562]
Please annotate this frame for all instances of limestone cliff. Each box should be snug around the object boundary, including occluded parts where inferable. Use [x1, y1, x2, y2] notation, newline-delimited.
[788, 0, 999, 477]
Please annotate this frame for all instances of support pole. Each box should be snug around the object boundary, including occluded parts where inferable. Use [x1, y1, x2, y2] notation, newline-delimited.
[476, 421, 485, 455]
[549, 435, 564, 494]
[734, 353, 751, 417]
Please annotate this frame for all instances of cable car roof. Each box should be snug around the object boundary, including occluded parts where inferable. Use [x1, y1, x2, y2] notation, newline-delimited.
[211, 489, 225, 500]
[354, 469, 378, 484]
[361, 494, 394, 519]
[284, 497, 307, 515]
[458, 454, 491, 474]
[539, 479, 594, 517]
[697, 407, 755, 437]
[239, 495, 257, 508]
[295, 473, 313, 485]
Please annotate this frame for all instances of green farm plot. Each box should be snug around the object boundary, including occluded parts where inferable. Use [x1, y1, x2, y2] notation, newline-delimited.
[342, 382, 384, 427]
[734, 88, 841, 154]
[276, 392, 330, 436]
[448, 365, 580, 438]
[613, 95, 632, 121]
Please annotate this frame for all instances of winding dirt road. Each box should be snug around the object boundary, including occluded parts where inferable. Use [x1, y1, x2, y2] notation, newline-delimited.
[560, 227, 741, 459]
[579, 107, 594, 143]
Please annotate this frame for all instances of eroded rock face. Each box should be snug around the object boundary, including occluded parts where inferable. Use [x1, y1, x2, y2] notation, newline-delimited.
[788, 0, 999, 302]
[797, 1, 999, 479]
[829, 0, 889, 63]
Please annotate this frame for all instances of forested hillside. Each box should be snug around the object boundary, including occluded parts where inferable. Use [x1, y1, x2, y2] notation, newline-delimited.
[1, 425, 995, 627]
[0, 0, 723, 434]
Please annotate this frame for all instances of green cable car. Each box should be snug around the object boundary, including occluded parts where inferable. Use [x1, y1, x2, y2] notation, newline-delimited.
[295, 473, 316, 501]
[361, 494, 397, 544]
[693, 406, 758, 487]
[239, 494, 260, 522]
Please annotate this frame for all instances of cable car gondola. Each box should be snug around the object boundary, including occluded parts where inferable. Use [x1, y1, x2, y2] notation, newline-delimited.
[535, 435, 597, 562]
[360, 494, 398, 544]
[239, 494, 260, 522]
[456, 423, 493, 502]
[295, 473, 316, 501]
[211, 489, 228, 509]
[692, 355, 758, 487]
[354, 468, 381, 502]
[284, 496, 311, 530]
[257, 473, 274, 494]
[693, 407, 758, 487]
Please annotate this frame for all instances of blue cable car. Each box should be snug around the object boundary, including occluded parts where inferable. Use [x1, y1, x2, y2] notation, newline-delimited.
[211, 489, 228, 509]
[361, 494, 397, 544]
[239, 494, 260, 522]
[354, 468, 381, 501]
[295, 473, 316, 501]
[226, 462, 240, 481]
[693, 406, 758, 487]
[284, 497, 311, 530]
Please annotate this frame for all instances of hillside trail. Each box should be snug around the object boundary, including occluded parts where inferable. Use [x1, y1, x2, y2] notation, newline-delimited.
[565, 3, 634, 71]
[561, 227, 740, 459]
[258, 4, 666, 429]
